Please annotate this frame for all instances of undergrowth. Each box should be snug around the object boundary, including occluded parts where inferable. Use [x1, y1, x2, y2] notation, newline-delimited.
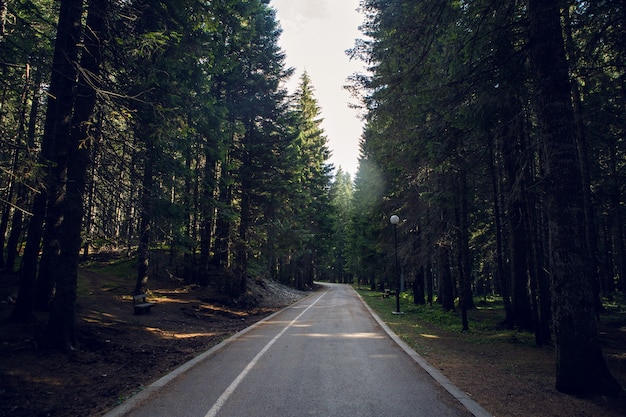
[355, 286, 626, 351]
[355, 287, 536, 349]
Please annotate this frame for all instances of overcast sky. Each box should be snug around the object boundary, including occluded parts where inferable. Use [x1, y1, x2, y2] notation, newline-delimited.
[270, 0, 366, 177]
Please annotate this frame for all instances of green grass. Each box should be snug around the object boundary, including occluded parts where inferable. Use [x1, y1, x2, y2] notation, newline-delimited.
[78, 256, 136, 296]
[599, 293, 626, 328]
[85, 257, 135, 278]
[357, 286, 626, 352]
[355, 287, 537, 348]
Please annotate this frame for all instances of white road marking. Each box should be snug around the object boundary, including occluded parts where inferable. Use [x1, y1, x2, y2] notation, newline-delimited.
[204, 292, 327, 417]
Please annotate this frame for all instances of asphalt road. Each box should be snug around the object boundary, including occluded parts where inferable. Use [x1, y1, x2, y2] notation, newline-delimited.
[104, 283, 491, 417]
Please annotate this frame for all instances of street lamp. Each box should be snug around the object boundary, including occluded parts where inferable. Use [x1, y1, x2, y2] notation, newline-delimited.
[390, 214, 401, 314]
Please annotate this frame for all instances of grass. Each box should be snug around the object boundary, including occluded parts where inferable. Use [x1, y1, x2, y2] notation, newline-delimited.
[354, 287, 537, 350]
[84, 256, 136, 277]
[77, 257, 136, 296]
[356, 286, 626, 351]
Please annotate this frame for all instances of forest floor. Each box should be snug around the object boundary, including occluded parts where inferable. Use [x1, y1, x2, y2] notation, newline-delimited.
[0, 260, 625, 417]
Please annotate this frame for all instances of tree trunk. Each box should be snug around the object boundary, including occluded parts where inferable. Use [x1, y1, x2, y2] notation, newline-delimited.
[425, 258, 433, 306]
[528, 0, 622, 396]
[455, 160, 471, 330]
[0, 148, 18, 271]
[562, 7, 602, 307]
[11, 191, 46, 321]
[5, 196, 24, 273]
[487, 134, 512, 325]
[236, 180, 251, 296]
[33, 0, 84, 312]
[607, 143, 626, 293]
[212, 159, 232, 277]
[0, 64, 31, 270]
[438, 242, 454, 312]
[413, 231, 425, 305]
[501, 124, 534, 331]
[413, 265, 425, 305]
[199, 154, 217, 286]
[134, 150, 153, 295]
[525, 167, 552, 346]
[46, 0, 105, 351]
[6, 72, 43, 273]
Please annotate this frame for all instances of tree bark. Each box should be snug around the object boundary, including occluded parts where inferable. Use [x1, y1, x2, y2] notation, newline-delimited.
[455, 159, 471, 330]
[32, 0, 84, 312]
[487, 133, 512, 325]
[199, 157, 217, 286]
[562, 8, 603, 308]
[0, 147, 17, 271]
[501, 124, 534, 331]
[0, 64, 31, 271]
[6, 70, 43, 274]
[46, 0, 105, 351]
[134, 146, 153, 295]
[212, 159, 233, 276]
[438, 245, 454, 311]
[11, 191, 46, 321]
[528, 0, 622, 396]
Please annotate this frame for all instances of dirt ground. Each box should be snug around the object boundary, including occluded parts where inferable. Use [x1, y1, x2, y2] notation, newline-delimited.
[389, 307, 626, 417]
[1, 267, 626, 417]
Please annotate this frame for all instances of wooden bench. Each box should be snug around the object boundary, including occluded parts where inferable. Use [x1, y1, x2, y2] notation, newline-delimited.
[133, 293, 155, 315]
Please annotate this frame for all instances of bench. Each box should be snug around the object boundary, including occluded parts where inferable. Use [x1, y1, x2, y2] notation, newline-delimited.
[133, 293, 155, 315]
[382, 289, 396, 298]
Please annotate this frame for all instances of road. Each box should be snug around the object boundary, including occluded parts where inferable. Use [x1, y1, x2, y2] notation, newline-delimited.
[104, 283, 491, 417]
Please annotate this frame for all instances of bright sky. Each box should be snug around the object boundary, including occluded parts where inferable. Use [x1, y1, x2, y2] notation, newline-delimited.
[270, 0, 366, 178]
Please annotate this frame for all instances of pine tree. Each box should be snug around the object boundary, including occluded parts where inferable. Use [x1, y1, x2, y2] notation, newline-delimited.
[286, 72, 334, 289]
[528, 0, 621, 396]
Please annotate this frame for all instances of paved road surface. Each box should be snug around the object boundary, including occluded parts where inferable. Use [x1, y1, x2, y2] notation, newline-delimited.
[104, 283, 491, 417]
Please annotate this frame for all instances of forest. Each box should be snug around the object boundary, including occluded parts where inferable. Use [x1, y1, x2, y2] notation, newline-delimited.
[0, 0, 624, 400]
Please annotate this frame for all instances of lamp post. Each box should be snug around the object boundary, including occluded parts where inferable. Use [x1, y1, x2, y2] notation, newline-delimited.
[390, 214, 401, 314]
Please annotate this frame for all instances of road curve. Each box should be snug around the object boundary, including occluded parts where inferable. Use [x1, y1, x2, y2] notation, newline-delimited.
[104, 283, 491, 417]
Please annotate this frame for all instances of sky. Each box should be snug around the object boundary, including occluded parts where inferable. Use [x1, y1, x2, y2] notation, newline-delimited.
[270, 0, 366, 178]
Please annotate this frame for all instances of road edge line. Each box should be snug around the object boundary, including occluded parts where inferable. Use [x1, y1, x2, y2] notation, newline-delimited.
[353, 288, 494, 417]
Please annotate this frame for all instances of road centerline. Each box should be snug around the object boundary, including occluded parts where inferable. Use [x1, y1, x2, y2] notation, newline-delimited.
[203, 291, 327, 417]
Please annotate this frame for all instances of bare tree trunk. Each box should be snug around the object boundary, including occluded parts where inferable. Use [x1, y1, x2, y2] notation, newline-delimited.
[413, 228, 425, 305]
[212, 160, 232, 276]
[237, 180, 251, 296]
[528, 0, 621, 396]
[562, 8, 603, 308]
[33, 0, 84, 312]
[438, 242, 454, 312]
[46, 0, 105, 351]
[11, 192, 46, 321]
[82, 116, 101, 259]
[134, 149, 152, 295]
[0, 64, 31, 270]
[199, 157, 217, 286]
[455, 159, 471, 330]
[425, 258, 433, 306]
[6, 71, 43, 273]
[487, 134, 512, 324]
[501, 124, 534, 331]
